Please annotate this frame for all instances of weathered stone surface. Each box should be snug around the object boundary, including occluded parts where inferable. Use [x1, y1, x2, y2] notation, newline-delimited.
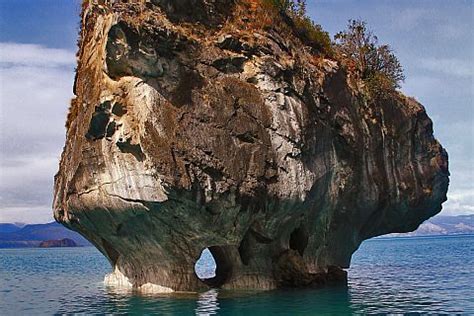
[54, 0, 449, 293]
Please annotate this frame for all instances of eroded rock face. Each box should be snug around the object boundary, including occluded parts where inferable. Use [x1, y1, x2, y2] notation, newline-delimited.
[54, 0, 449, 292]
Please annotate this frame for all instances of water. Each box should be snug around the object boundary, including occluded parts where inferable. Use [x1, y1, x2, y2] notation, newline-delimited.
[1, 235, 473, 315]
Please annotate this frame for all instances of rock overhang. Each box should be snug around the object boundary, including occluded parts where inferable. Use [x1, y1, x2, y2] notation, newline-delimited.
[53, 0, 449, 293]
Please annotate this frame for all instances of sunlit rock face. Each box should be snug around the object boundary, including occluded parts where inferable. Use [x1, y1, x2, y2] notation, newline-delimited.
[53, 0, 449, 293]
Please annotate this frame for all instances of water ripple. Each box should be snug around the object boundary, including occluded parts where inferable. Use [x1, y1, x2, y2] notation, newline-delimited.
[1, 235, 473, 315]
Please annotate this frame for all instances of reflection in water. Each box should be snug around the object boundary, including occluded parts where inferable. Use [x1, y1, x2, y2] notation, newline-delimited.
[1, 235, 473, 314]
[195, 289, 219, 315]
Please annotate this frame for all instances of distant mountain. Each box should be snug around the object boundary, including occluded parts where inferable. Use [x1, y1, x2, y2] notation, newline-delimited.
[0, 222, 91, 248]
[384, 215, 474, 237]
[0, 223, 25, 233]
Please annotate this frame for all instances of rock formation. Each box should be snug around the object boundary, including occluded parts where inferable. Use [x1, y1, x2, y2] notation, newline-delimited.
[39, 238, 78, 248]
[53, 0, 449, 293]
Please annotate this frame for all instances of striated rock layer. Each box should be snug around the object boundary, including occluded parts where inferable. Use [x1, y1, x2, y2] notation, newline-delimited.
[53, 0, 449, 292]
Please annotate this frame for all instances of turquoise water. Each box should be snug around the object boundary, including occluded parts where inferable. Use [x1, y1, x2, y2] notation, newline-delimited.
[1, 235, 473, 315]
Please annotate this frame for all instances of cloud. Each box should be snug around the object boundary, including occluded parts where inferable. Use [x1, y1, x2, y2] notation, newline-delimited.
[442, 189, 474, 216]
[0, 42, 75, 224]
[419, 58, 473, 78]
[436, 23, 465, 40]
[0, 206, 54, 224]
[0, 42, 76, 68]
[393, 8, 431, 31]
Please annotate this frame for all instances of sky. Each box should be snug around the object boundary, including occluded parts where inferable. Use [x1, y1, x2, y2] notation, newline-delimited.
[0, 0, 472, 223]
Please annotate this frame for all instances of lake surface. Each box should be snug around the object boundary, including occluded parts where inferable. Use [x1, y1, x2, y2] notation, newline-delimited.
[1, 235, 473, 315]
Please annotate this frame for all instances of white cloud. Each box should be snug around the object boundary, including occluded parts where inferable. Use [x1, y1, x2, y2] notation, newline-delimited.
[0, 42, 76, 68]
[442, 189, 474, 216]
[0, 155, 59, 194]
[0, 206, 54, 224]
[0, 42, 75, 223]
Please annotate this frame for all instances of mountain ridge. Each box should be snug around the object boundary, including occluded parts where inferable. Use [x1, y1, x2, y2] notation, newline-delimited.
[384, 215, 474, 237]
[0, 222, 91, 248]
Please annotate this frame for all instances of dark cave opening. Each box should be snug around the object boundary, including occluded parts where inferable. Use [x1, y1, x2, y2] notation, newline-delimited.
[289, 224, 309, 256]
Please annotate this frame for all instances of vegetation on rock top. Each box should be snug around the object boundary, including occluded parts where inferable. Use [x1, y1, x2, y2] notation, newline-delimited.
[254, 0, 405, 98]
[259, 0, 332, 55]
[335, 19, 405, 97]
[78, 0, 405, 100]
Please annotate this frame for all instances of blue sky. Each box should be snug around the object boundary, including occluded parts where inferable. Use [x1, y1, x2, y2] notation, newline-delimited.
[0, 0, 472, 223]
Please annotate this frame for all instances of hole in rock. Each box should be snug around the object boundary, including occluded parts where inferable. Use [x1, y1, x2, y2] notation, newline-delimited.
[195, 248, 217, 281]
[86, 110, 110, 140]
[116, 138, 145, 161]
[194, 246, 234, 288]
